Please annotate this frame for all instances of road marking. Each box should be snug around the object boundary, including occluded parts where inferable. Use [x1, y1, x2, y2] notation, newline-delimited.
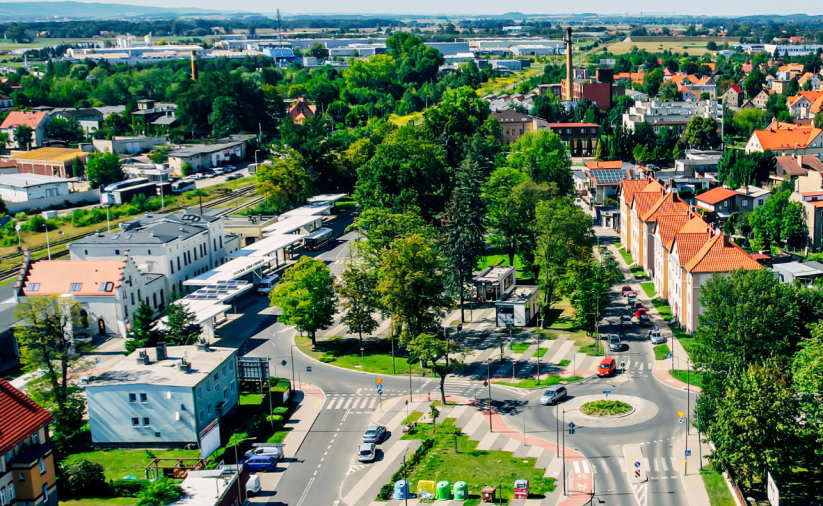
[618, 458, 627, 472]
[327, 446, 331, 449]
[639, 362, 644, 371]
[582, 461, 590, 474]
[327, 401, 335, 410]
[631, 483, 648, 506]
[660, 458, 668, 471]
[335, 398, 344, 409]
[369, 397, 377, 409]
[643, 458, 650, 470]
[314, 399, 322, 410]
[343, 398, 353, 409]
[324, 452, 328, 455]
[573, 461, 580, 474]
[321, 458, 325, 462]
[648, 362, 653, 370]
[296, 477, 315, 506]
[653, 459, 659, 471]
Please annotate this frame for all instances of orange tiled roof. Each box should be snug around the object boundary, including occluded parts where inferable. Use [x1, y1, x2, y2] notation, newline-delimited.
[696, 187, 739, 205]
[751, 122, 823, 151]
[701, 62, 716, 71]
[632, 191, 664, 218]
[0, 111, 48, 130]
[665, 214, 708, 249]
[779, 63, 805, 73]
[672, 231, 712, 266]
[671, 74, 699, 85]
[798, 72, 816, 85]
[811, 94, 823, 115]
[787, 91, 823, 108]
[640, 179, 664, 194]
[22, 259, 126, 296]
[697, 75, 715, 86]
[584, 160, 623, 169]
[620, 177, 654, 205]
[684, 233, 763, 273]
[0, 378, 54, 455]
[656, 214, 691, 249]
[641, 192, 689, 222]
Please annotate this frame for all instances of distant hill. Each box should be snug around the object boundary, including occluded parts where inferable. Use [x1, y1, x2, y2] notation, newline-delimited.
[0, 1, 240, 19]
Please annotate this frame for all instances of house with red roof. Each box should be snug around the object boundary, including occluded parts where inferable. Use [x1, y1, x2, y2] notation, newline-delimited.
[787, 91, 823, 119]
[695, 185, 770, 218]
[745, 121, 823, 158]
[721, 84, 744, 108]
[0, 378, 58, 506]
[286, 97, 316, 125]
[639, 192, 689, 273]
[619, 177, 656, 251]
[0, 111, 52, 149]
[628, 180, 666, 268]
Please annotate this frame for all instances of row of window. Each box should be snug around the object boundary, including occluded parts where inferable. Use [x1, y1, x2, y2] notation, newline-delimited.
[0, 484, 14, 506]
[128, 393, 148, 403]
[132, 417, 151, 427]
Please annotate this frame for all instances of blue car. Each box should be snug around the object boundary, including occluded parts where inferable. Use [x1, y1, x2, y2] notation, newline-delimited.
[243, 455, 277, 473]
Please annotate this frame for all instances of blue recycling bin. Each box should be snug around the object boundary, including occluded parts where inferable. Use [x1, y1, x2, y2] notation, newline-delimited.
[393, 480, 409, 500]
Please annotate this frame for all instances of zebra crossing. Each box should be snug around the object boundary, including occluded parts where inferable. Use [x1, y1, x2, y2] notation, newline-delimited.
[616, 358, 656, 377]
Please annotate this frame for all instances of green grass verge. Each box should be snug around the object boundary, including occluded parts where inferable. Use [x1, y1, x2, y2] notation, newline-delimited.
[630, 266, 649, 279]
[558, 359, 571, 367]
[580, 400, 632, 417]
[670, 369, 704, 389]
[510, 342, 531, 353]
[239, 393, 264, 405]
[266, 429, 290, 444]
[639, 282, 656, 298]
[401, 418, 555, 501]
[618, 247, 633, 266]
[700, 463, 736, 506]
[534, 347, 549, 358]
[59, 499, 137, 506]
[653, 344, 671, 361]
[403, 411, 424, 426]
[497, 376, 583, 389]
[652, 299, 673, 321]
[63, 449, 200, 481]
[577, 343, 605, 356]
[295, 334, 425, 376]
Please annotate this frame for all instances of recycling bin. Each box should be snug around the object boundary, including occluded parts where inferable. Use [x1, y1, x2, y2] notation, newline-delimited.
[436, 480, 451, 500]
[514, 479, 529, 499]
[482, 486, 496, 503]
[393, 480, 409, 500]
[454, 481, 468, 500]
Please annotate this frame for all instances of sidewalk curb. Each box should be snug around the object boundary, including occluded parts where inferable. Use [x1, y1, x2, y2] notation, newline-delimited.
[283, 386, 326, 458]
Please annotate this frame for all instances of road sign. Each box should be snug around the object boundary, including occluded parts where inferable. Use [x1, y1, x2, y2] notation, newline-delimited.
[678, 418, 684, 424]
[620, 362, 625, 369]
[767, 472, 779, 506]
[306, 366, 312, 372]
[377, 385, 383, 395]
[375, 378, 383, 385]
[666, 353, 673, 359]
[678, 411, 685, 418]
[685, 450, 692, 457]
[281, 360, 287, 367]
[603, 390, 611, 394]
[634, 461, 641, 468]
[361, 347, 365, 352]
[635, 469, 640, 478]
[654, 326, 659, 331]
[95, 357, 100, 364]
[568, 422, 575, 429]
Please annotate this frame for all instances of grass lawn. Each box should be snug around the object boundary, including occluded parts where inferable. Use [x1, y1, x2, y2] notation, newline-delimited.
[477, 250, 532, 280]
[577, 342, 605, 357]
[401, 418, 555, 501]
[542, 299, 576, 329]
[670, 369, 704, 389]
[700, 463, 736, 506]
[60, 499, 137, 506]
[266, 428, 290, 444]
[630, 266, 649, 279]
[498, 376, 582, 389]
[652, 299, 673, 321]
[653, 344, 671, 361]
[559, 359, 570, 367]
[239, 393, 264, 405]
[510, 342, 531, 353]
[618, 247, 633, 266]
[534, 347, 549, 358]
[580, 400, 632, 417]
[672, 329, 699, 359]
[63, 449, 200, 481]
[639, 282, 656, 298]
[295, 334, 425, 376]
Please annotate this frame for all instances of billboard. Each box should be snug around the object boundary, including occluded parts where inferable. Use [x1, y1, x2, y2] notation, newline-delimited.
[200, 422, 221, 459]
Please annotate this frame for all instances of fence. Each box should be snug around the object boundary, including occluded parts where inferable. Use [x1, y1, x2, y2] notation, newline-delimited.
[6, 188, 100, 214]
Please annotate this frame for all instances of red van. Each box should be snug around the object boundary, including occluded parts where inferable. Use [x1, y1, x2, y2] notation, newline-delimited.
[597, 357, 616, 377]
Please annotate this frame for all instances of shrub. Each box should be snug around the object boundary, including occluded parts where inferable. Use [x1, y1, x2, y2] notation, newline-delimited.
[273, 406, 288, 416]
[378, 483, 395, 500]
[266, 414, 284, 426]
[110, 479, 148, 497]
[136, 477, 183, 506]
[59, 459, 106, 499]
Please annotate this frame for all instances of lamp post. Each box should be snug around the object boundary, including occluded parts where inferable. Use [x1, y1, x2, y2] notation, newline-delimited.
[233, 436, 256, 501]
[44, 221, 52, 260]
[486, 360, 493, 432]
[536, 318, 544, 385]
[290, 345, 298, 391]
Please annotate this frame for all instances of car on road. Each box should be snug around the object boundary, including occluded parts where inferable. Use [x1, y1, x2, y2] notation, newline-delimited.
[223, 165, 236, 173]
[225, 173, 242, 181]
[203, 170, 217, 178]
[609, 334, 622, 352]
[597, 357, 616, 377]
[244, 445, 284, 462]
[190, 173, 204, 180]
[633, 301, 644, 310]
[650, 329, 667, 345]
[246, 475, 261, 497]
[620, 315, 633, 327]
[635, 308, 647, 318]
[243, 455, 277, 473]
[540, 385, 568, 405]
[213, 167, 226, 175]
[363, 425, 386, 443]
[639, 315, 651, 327]
[622, 286, 633, 297]
[357, 443, 377, 462]
[627, 294, 636, 305]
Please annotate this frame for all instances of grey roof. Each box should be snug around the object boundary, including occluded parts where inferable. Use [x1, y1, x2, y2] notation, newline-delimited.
[51, 108, 103, 120]
[169, 141, 244, 158]
[151, 115, 177, 126]
[0, 173, 69, 188]
[71, 211, 215, 247]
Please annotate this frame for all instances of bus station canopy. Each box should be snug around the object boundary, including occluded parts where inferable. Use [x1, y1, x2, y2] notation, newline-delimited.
[183, 257, 273, 286]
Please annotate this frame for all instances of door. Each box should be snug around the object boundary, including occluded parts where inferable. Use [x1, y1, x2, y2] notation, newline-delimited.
[97, 318, 106, 335]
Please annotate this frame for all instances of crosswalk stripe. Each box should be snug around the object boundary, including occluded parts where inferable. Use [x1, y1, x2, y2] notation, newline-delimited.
[368, 397, 377, 409]
[643, 458, 650, 470]
[618, 458, 627, 472]
[343, 398, 353, 409]
[648, 362, 654, 370]
[639, 362, 644, 371]
[335, 398, 345, 409]
[654, 458, 659, 471]
[327, 400, 335, 410]
[661, 458, 668, 471]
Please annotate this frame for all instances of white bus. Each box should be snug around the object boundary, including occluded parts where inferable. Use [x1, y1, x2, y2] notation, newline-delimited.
[303, 228, 334, 251]
[171, 179, 197, 193]
[101, 177, 150, 193]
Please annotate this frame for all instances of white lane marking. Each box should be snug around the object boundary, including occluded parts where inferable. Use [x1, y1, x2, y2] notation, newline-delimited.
[369, 397, 377, 409]
[296, 477, 315, 506]
[631, 483, 648, 506]
[343, 398, 353, 410]
[335, 398, 345, 409]
[661, 458, 669, 471]
[643, 458, 650, 470]
[327, 400, 335, 410]
[653, 458, 660, 471]
[618, 458, 627, 472]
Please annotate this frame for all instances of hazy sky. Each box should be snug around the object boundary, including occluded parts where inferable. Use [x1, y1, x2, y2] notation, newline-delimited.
[16, 0, 823, 17]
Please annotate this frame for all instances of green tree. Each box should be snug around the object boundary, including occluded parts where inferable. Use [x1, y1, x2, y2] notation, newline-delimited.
[733, 108, 765, 136]
[507, 130, 573, 194]
[163, 292, 200, 345]
[644, 67, 664, 97]
[13, 124, 34, 148]
[46, 117, 84, 142]
[85, 149, 124, 189]
[533, 198, 594, 322]
[209, 96, 241, 138]
[347, 208, 434, 270]
[136, 477, 184, 506]
[814, 113, 823, 130]
[793, 324, 823, 459]
[748, 189, 806, 251]
[442, 159, 487, 322]
[270, 256, 337, 346]
[684, 116, 720, 149]
[377, 234, 451, 344]
[786, 76, 800, 97]
[256, 151, 313, 211]
[744, 68, 766, 99]
[483, 167, 531, 267]
[658, 79, 679, 101]
[567, 259, 614, 336]
[61, 459, 106, 499]
[335, 262, 379, 347]
[124, 301, 162, 355]
[594, 138, 604, 161]
[407, 332, 467, 405]
[422, 86, 495, 166]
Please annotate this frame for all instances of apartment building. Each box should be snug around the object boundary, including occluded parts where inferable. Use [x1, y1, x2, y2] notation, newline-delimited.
[623, 100, 722, 134]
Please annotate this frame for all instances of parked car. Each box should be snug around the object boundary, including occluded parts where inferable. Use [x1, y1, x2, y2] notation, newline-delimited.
[357, 443, 377, 462]
[609, 334, 622, 352]
[225, 173, 242, 181]
[633, 301, 644, 310]
[362, 425, 386, 443]
[650, 329, 667, 345]
[244, 445, 284, 462]
[223, 165, 236, 173]
[597, 357, 616, 377]
[191, 173, 204, 180]
[540, 385, 568, 405]
[203, 170, 217, 178]
[213, 167, 226, 175]
[639, 315, 651, 327]
[635, 308, 647, 318]
[620, 315, 633, 327]
[627, 294, 636, 305]
[246, 475, 261, 497]
[622, 286, 633, 297]
[243, 456, 277, 473]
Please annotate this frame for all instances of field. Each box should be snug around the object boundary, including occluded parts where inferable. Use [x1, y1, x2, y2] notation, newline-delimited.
[606, 36, 733, 56]
[62, 449, 200, 481]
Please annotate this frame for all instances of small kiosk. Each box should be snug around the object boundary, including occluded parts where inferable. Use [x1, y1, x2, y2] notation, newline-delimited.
[472, 266, 516, 302]
[495, 286, 539, 327]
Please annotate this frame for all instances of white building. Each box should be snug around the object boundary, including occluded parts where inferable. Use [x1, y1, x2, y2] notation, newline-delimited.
[623, 100, 723, 134]
[0, 174, 70, 203]
[763, 44, 823, 57]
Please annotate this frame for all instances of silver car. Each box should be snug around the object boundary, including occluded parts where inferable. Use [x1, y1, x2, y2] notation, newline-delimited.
[609, 334, 622, 352]
[650, 329, 667, 345]
[357, 443, 376, 462]
[620, 315, 633, 327]
[244, 444, 284, 461]
[362, 425, 386, 443]
[540, 385, 567, 405]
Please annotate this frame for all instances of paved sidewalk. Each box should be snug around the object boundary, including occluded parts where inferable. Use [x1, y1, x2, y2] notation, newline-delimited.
[673, 428, 712, 506]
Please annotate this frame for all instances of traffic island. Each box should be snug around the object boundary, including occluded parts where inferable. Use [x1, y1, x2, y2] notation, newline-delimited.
[580, 400, 633, 417]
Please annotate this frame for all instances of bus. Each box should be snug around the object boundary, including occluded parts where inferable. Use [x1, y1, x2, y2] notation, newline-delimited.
[171, 179, 197, 193]
[303, 228, 334, 251]
[101, 178, 150, 194]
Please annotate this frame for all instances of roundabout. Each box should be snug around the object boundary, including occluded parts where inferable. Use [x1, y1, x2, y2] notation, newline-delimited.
[552, 394, 659, 428]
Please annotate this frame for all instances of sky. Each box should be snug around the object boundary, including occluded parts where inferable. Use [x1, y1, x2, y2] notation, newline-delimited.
[12, 0, 823, 17]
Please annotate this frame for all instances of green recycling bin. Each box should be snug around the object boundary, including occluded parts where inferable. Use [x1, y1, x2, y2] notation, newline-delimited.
[436, 481, 451, 500]
[454, 481, 468, 500]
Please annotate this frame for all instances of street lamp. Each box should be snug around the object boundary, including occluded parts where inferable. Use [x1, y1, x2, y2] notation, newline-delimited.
[536, 318, 544, 386]
[233, 436, 256, 500]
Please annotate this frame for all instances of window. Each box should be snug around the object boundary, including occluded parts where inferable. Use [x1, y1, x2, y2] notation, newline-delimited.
[129, 393, 137, 403]
[131, 293, 135, 305]
[213, 372, 219, 381]
[132, 417, 139, 426]
[33, 432, 39, 444]
[222, 387, 227, 400]
[230, 380, 235, 393]
[148, 250, 151, 255]
[17, 473, 24, 482]
[205, 380, 210, 391]
[1, 487, 6, 506]
[137, 289, 141, 300]
[208, 403, 212, 415]
[214, 239, 217, 250]
[196, 387, 202, 399]
[152, 293, 157, 308]
[99, 282, 114, 292]
[742, 200, 748, 207]
[38, 457, 46, 474]
[170, 260, 174, 274]
[143, 417, 150, 426]
[758, 199, 764, 205]
[193, 248, 197, 261]
[139, 393, 147, 403]
[42, 484, 49, 502]
[69, 283, 82, 292]
[124, 305, 128, 318]
[27, 283, 39, 292]
[199, 410, 204, 422]
[220, 237, 223, 248]
[115, 249, 120, 255]
[178, 257, 181, 270]
[229, 361, 234, 372]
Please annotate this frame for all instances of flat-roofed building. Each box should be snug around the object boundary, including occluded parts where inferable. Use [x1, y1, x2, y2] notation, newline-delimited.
[1, 147, 88, 178]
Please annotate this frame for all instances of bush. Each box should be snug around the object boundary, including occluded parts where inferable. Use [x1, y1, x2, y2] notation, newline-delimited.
[273, 406, 288, 416]
[136, 477, 183, 506]
[59, 459, 106, 499]
[110, 479, 148, 497]
[266, 414, 284, 426]
[378, 483, 395, 500]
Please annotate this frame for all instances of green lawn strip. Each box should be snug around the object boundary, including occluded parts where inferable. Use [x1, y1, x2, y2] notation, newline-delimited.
[577, 342, 605, 357]
[653, 344, 671, 361]
[533, 347, 549, 357]
[639, 282, 656, 298]
[580, 400, 632, 417]
[630, 266, 649, 279]
[498, 376, 583, 389]
[510, 342, 531, 353]
[618, 248, 633, 266]
[700, 463, 736, 506]
[403, 411, 424, 426]
[400, 418, 555, 501]
[558, 359, 570, 367]
[295, 334, 424, 376]
[669, 369, 704, 389]
[651, 299, 673, 321]
[59, 498, 137, 506]
[63, 449, 200, 481]
[266, 429, 290, 444]
[239, 393, 264, 405]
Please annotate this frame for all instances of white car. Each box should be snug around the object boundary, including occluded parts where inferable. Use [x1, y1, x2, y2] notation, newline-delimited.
[620, 315, 633, 327]
[650, 329, 667, 345]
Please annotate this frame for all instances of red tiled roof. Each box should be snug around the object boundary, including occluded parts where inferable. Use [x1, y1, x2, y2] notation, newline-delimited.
[22, 259, 126, 296]
[672, 232, 712, 266]
[727, 84, 743, 94]
[0, 111, 48, 130]
[685, 233, 763, 273]
[656, 214, 691, 249]
[584, 160, 623, 169]
[696, 187, 738, 205]
[801, 190, 823, 197]
[751, 121, 823, 151]
[620, 177, 654, 205]
[787, 91, 823, 108]
[742, 64, 753, 72]
[0, 378, 54, 455]
[632, 192, 664, 218]
[641, 192, 689, 222]
[666, 215, 709, 250]
[750, 253, 771, 260]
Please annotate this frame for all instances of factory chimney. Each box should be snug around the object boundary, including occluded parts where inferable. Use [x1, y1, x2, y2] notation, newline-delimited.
[190, 50, 198, 81]
[565, 27, 573, 101]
